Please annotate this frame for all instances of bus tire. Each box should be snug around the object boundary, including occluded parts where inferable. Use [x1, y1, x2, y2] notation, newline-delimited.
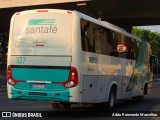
[107, 87, 116, 110]
[144, 83, 148, 95]
[51, 102, 71, 110]
[134, 85, 147, 102]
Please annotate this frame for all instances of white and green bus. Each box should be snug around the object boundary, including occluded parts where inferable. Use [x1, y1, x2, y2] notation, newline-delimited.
[7, 9, 151, 110]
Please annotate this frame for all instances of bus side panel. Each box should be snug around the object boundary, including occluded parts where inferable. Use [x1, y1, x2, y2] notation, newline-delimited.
[80, 75, 100, 103]
[68, 12, 81, 103]
[80, 52, 140, 103]
[132, 42, 151, 95]
[7, 13, 15, 99]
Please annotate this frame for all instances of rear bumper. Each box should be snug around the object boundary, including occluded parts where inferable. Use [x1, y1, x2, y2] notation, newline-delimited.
[10, 87, 70, 102]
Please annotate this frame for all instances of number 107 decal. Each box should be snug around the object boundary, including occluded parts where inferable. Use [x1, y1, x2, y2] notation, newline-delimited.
[16, 57, 26, 64]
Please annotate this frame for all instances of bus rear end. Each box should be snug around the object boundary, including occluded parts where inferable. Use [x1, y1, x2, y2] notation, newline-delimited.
[7, 9, 80, 106]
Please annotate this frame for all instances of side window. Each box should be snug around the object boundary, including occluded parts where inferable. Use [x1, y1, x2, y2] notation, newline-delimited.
[124, 36, 134, 60]
[108, 31, 118, 57]
[81, 19, 95, 53]
[81, 19, 88, 51]
[80, 19, 140, 60]
[94, 25, 107, 54]
[94, 25, 102, 54]
[132, 39, 140, 60]
[81, 19, 107, 54]
[117, 33, 127, 59]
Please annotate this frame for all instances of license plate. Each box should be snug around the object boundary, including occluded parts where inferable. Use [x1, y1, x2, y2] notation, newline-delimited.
[29, 92, 47, 96]
[33, 83, 45, 88]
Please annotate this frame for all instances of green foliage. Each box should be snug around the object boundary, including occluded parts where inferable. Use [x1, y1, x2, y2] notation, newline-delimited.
[132, 27, 160, 73]
[132, 27, 160, 59]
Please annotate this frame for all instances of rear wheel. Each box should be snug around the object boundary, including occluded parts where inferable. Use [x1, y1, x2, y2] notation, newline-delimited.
[144, 83, 148, 95]
[107, 87, 116, 110]
[134, 84, 147, 102]
[50, 102, 71, 110]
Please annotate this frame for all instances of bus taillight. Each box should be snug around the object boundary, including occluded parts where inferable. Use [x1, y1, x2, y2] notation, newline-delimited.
[53, 67, 79, 88]
[7, 66, 12, 79]
[65, 67, 79, 88]
[7, 66, 24, 86]
[7, 66, 15, 86]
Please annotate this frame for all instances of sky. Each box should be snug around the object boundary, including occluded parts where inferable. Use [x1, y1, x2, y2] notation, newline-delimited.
[137, 25, 160, 33]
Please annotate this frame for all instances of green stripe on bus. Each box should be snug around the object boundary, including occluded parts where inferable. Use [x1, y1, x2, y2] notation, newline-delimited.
[29, 19, 55, 25]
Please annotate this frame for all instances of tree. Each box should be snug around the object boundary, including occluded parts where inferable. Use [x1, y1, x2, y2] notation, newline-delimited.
[132, 27, 160, 59]
[132, 27, 160, 74]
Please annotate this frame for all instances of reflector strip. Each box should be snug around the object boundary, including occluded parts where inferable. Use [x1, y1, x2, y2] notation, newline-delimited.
[67, 11, 72, 14]
[37, 10, 48, 12]
[36, 44, 44, 46]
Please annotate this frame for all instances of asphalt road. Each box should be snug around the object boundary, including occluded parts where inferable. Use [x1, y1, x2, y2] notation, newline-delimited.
[1, 81, 160, 120]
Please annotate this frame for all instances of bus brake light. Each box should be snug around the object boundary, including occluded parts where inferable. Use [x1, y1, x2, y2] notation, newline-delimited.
[7, 66, 25, 86]
[53, 67, 79, 88]
[37, 10, 48, 12]
[65, 67, 79, 88]
[67, 11, 72, 14]
[7, 66, 12, 79]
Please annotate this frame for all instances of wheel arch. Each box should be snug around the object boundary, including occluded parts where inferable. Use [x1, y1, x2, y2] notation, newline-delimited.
[108, 82, 117, 101]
